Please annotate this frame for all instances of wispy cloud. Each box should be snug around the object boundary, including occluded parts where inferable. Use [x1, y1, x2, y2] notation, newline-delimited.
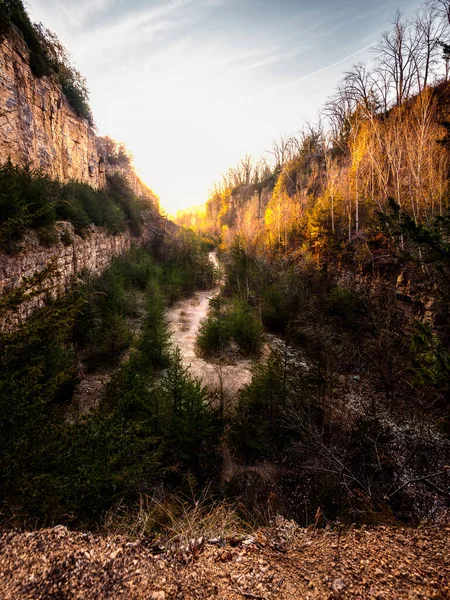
[284, 42, 377, 89]
[73, 0, 193, 54]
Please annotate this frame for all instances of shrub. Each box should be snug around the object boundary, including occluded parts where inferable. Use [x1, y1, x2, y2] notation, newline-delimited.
[111, 247, 161, 296]
[37, 224, 59, 247]
[59, 71, 93, 124]
[86, 311, 132, 369]
[0, 160, 59, 253]
[0, 299, 80, 520]
[60, 182, 102, 226]
[197, 299, 262, 357]
[164, 265, 186, 304]
[57, 192, 91, 233]
[97, 137, 132, 168]
[228, 300, 263, 354]
[156, 348, 221, 480]
[231, 354, 287, 461]
[197, 313, 232, 355]
[0, 163, 151, 252]
[107, 173, 142, 236]
[138, 281, 170, 369]
[60, 227, 73, 246]
[325, 286, 365, 329]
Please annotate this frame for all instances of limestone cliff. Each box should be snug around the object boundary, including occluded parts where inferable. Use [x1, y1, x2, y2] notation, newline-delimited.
[106, 163, 156, 201]
[0, 26, 106, 188]
[0, 25, 167, 328]
[0, 221, 163, 329]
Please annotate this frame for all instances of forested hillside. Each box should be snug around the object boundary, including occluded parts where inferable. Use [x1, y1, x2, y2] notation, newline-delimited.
[177, 0, 450, 525]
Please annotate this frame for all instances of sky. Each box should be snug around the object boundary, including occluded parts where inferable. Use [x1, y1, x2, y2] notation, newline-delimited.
[29, 0, 424, 214]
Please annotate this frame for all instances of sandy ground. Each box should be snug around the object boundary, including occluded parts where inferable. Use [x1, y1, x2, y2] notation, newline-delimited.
[166, 288, 255, 397]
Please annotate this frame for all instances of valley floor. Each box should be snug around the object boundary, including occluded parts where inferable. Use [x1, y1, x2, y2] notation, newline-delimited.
[1, 522, 448, 599]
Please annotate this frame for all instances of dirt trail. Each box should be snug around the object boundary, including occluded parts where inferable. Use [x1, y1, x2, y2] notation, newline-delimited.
[165, 252, 254, 397]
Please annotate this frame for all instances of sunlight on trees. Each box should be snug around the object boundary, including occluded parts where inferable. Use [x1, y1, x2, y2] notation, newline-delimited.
[176, 0, 450, 257]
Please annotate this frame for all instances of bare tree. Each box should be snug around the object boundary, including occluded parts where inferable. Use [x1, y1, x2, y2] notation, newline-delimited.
[239, 154, 254, 186]
[343, 62, 380, 116]
[323, 143, 341, 235]
[267, 136, 297, 169]
[226, 155, 257, 188]
[372, 66, 395, 114]
[432, 0, 450, 78]
[323, 89, 354, 152]
[298, 122, 325, 156]
[373, 10, 420, 106]
[412, 1, 445, 90]
[254, 156, 272, 183]
[435, 0, 450, 25]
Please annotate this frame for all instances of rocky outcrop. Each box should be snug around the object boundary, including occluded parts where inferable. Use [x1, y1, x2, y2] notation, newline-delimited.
[0, 26, 166, 329]
[0, 27, 105, 188]
[0, 222, 157, 328]
[106, 163, 157, 200]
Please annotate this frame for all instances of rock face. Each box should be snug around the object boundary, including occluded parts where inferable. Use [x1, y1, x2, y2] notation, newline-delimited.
[0, 27, 105, 188]
[0, 27, 166, 328]
[0, 28, 166, 328]
[106, 163, 155, 199]
[0, 222, 157, 328]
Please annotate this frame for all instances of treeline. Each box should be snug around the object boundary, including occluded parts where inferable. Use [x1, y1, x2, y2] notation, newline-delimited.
[0, 232, 218, 526]
[0, 0, 93, 123]
[201, 83, 450, 255]
[0, 160, 159, 253]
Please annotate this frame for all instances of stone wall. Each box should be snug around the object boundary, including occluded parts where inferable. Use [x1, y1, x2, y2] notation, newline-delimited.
[0, 223, 154, 328]
[0, 27, 105, 188]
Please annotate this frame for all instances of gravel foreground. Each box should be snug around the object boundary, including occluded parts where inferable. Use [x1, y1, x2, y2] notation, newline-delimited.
[0, 523, 449, 599]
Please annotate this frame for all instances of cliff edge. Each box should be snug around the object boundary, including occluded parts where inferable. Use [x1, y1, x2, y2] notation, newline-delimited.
[0, 25, 105, 188]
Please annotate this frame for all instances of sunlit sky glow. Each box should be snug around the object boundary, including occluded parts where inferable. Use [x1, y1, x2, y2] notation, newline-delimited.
[29, 0, 423, 214]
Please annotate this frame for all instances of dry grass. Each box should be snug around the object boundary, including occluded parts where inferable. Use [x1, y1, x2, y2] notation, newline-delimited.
[103, 489, 250, 550]
[179, 310, 190, 332]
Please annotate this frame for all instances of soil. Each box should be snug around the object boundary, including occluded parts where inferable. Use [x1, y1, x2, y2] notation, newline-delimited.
[1, 521, 448, 599]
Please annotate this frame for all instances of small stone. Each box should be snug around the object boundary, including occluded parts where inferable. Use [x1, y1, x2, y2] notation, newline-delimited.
[242, 536, 256, 546]
[52, 525, 68, 536]
[150, 593, 165, 600]
[332, 579, 345, 592]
